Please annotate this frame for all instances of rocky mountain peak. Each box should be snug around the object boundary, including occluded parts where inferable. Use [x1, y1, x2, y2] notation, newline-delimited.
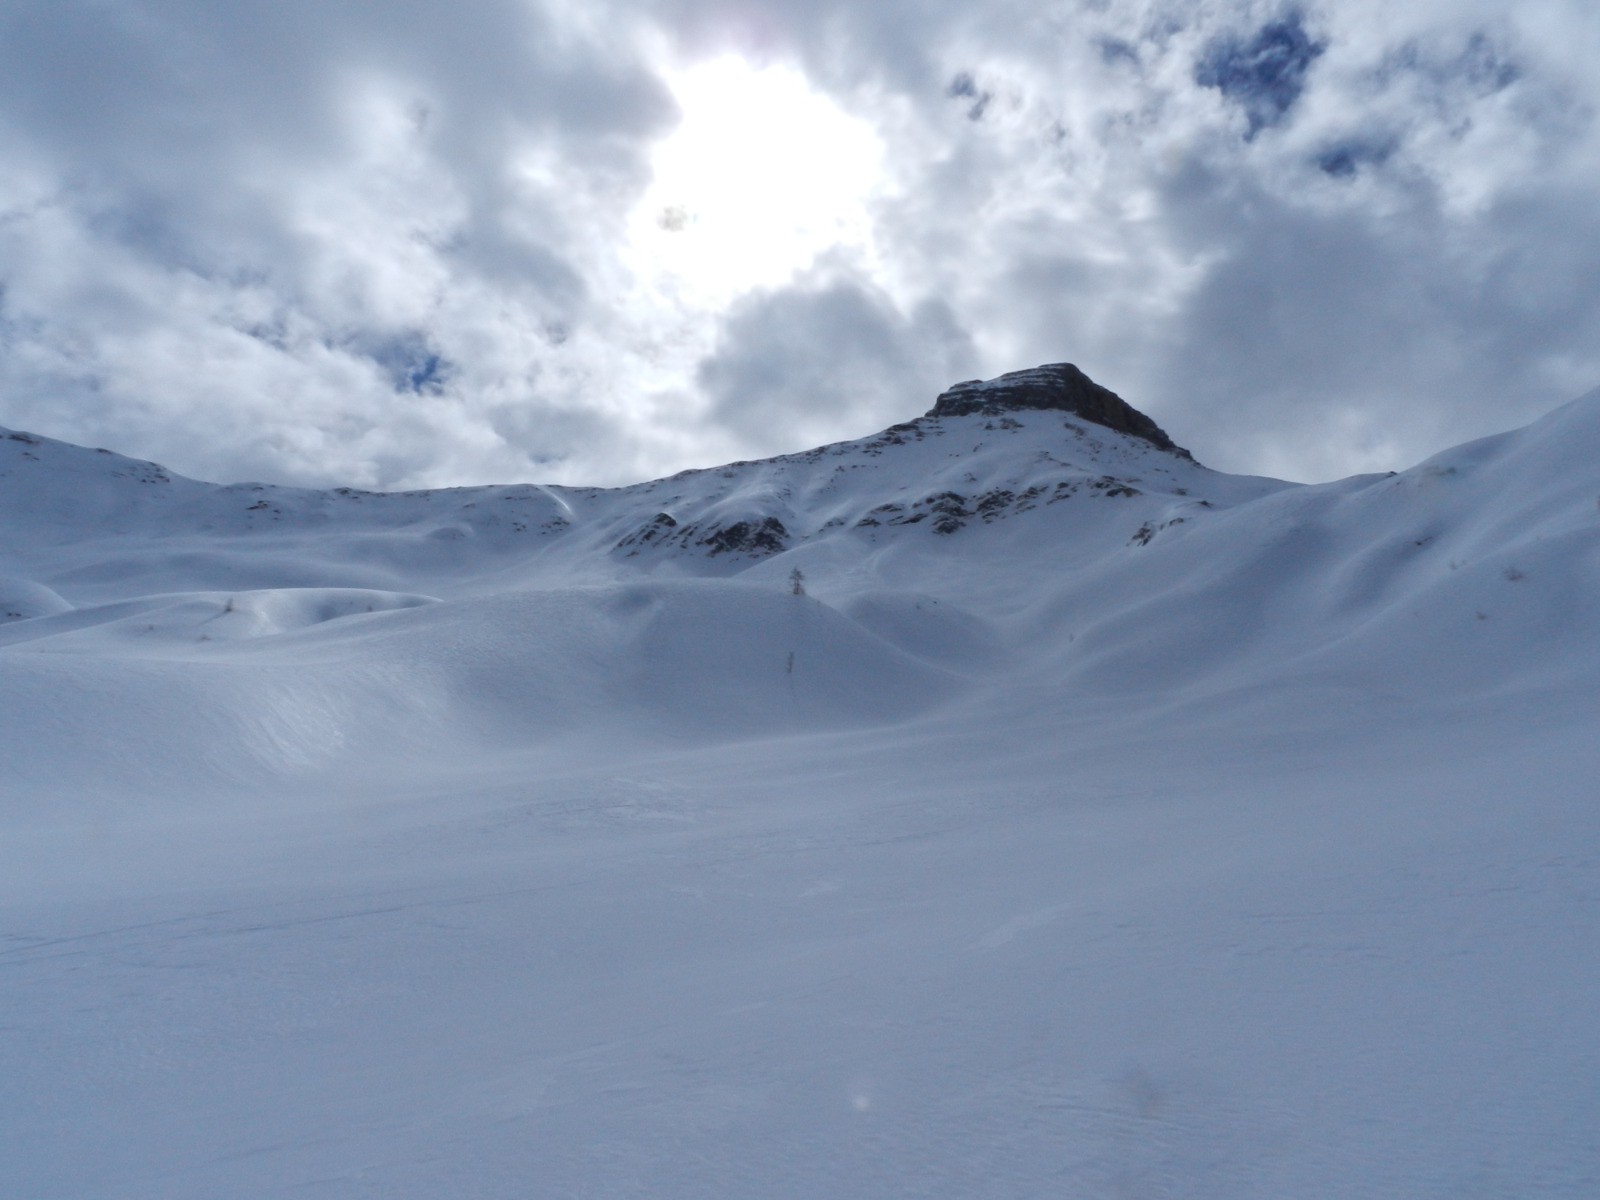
[928, 363, 1191, 459]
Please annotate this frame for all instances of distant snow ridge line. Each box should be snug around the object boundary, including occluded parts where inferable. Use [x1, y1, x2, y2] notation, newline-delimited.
[0, 587, 437, 649]
[0, 366, 1202, 587]
[605, 366, 1210, 564]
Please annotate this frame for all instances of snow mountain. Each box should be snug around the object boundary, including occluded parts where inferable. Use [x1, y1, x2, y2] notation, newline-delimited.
[3, 363, 1591, 796]
[3, 366, 1598, 1198]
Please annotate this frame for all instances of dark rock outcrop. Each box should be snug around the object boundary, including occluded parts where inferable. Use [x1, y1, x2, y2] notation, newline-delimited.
[613, 512, 790, 559]
[701, 517, 789, 557]
[614, 512, 678, 554]
[928, 363, 1191, 458]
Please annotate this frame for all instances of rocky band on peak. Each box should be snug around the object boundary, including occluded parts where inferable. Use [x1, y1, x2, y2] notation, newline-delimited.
[928, 363, 1192, 459]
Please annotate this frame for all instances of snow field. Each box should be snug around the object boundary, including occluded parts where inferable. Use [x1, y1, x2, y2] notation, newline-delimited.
[2, 389, 1599, 1195]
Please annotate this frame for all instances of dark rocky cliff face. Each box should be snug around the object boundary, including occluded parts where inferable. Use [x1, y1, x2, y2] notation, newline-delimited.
[928, 363, 1191, 459]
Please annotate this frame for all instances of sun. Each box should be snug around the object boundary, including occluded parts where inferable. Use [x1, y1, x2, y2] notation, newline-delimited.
[627, 57, 885, 303]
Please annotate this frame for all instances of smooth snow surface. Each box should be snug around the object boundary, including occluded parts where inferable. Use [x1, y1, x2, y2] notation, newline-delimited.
[2, 397, 1597, 1197]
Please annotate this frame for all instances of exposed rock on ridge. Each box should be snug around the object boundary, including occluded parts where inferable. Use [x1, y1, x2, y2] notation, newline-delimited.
[929, 363, 1192, 459]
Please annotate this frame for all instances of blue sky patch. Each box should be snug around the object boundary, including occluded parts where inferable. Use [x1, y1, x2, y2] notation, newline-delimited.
[1196, 12, 1327, 138]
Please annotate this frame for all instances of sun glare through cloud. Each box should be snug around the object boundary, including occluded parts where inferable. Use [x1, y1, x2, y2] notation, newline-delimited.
[627, 57, 885, 305]
[0, 2, 1596, 490]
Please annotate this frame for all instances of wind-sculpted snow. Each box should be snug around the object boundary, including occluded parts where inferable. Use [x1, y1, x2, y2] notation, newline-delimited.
[0, 577, 956, 804]
[0, 575, 71, 622]
[0, 587, 437, 650]
[2, 376, 1599, 1197]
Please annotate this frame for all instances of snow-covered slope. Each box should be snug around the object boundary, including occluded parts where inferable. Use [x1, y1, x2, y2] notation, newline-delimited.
[0, 395, 1273, 600]
[5, 373, 1593, 796]
[2, 369, 1597, 1198]
[0, 377, 1292, 799]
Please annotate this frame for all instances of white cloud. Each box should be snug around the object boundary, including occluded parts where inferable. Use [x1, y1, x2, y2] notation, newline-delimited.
[0, 0, 1597, 487]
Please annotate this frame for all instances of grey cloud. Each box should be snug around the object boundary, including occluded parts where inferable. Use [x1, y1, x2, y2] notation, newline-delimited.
[1375, 27, 1522, 99]
[823, 0, 1600, 480]
[359, 332, 453, 396]
[1096, 37, 1143, 68]
[1313, 136, 1396, 178]
[0, 0, 677, 488]
[947, 72, 994, 121]
[710, 0, 1600, 484]
[697, 274, 977, 455]
[1147, 164, 1600, 479]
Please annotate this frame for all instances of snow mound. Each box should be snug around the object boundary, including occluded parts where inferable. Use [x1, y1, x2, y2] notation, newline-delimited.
[0, 576, 72, 623]
[280, 579, 962, 746]
[839, 590, 1001, 670]
[0, 580, 958, 807]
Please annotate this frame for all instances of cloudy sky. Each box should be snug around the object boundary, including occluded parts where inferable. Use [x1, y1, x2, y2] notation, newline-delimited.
[1, 0, 1597, 489]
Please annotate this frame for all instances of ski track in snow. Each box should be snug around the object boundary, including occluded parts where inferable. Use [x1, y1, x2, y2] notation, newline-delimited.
[2, 392, 1599, 1197]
